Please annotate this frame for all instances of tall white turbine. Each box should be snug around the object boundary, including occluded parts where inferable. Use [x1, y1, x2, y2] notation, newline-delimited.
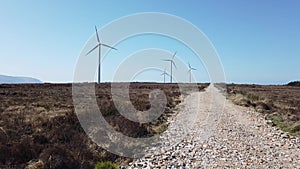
[163, 52, 177, 83]
[188, 62, 197, 83]
[161, 68, 170, 84]
[86, 26, 117, 84]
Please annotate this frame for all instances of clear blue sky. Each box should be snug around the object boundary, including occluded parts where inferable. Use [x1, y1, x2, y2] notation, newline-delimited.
[0, 0, 299, 84]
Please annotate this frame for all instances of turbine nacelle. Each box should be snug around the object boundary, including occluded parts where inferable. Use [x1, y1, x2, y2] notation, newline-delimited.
[86, 26, 117, 56]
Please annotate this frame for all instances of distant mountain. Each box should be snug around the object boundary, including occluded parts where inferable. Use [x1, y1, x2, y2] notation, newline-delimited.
[0, 75, 42, 84]
[287, 81, 300, 87]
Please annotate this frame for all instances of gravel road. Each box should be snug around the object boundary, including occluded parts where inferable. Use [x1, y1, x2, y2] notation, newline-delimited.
[125, 84, 300, 169]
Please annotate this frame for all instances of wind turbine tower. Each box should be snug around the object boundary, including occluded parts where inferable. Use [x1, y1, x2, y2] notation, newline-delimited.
[163, 52, 177, 83]
[161, 68, 169, 83]
[188, 62, 197, 83]
[86, 26, 117, 84]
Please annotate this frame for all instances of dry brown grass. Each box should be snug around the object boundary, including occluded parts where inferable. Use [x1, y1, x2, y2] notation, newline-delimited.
[227, 84, 300, 136]
[0, 82, 208, 169]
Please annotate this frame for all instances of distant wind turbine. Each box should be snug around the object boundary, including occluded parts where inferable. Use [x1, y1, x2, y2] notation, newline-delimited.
[163, 52, 177, 83]
[188, 62, 196, 83]
[161, 68, 170, 84]
[86, 26, 117, 84]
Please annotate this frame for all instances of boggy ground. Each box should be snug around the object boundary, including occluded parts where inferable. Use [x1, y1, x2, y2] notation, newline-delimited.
[227, 84, 300, 135]
[0, 82, 207, 169]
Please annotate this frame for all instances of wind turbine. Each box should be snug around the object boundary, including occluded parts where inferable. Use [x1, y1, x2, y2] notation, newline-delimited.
[86, 26, 117, 84]
[188, 62, 196, 83]
[161, 68, 170, 84]
[163, 52, 177, 83]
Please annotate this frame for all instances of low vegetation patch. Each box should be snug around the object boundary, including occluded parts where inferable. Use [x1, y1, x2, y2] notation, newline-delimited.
[94, 161, 118, 169]
[227, 84, 300, 136]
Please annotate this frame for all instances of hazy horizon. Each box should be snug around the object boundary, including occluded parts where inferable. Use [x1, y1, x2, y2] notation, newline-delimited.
[0, 73, 295, 85]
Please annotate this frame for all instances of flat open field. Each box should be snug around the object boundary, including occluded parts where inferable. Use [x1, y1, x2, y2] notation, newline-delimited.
[0, 83, 208, 169]
[227, 84, 300, 135]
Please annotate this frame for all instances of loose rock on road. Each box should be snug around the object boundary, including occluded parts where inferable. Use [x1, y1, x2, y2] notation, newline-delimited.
[126, 84, 300, 168]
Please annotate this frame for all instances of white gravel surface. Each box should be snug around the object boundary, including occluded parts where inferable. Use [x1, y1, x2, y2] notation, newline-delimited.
[124, 84, 300, 169]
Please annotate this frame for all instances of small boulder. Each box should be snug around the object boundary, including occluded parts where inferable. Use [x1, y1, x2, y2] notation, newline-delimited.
[266, 120, 275, 126]
[25, 159, 44, 169]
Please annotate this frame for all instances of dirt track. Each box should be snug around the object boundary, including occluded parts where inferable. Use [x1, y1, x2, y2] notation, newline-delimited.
[127, 84, 300, 168]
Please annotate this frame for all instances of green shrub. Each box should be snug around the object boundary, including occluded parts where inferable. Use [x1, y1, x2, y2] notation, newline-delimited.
[246, 93, 259, 101]
[94, 161, 118, 169]
[291, 123, 300, 133]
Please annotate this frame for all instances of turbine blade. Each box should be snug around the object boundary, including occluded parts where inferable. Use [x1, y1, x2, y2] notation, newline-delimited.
[192, 68, 197, 70]
[172, 60, 177, 69]
[172, 51, 177, 60]
[163, 59, 171, 61]
[86, 44, 99, 55]
[188, 62, 192, 69]
[101, 43, 117, 50]
[95, 26, 100, 43]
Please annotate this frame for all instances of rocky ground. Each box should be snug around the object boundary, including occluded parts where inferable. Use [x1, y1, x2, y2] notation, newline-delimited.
[125, 84, 300, 169]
